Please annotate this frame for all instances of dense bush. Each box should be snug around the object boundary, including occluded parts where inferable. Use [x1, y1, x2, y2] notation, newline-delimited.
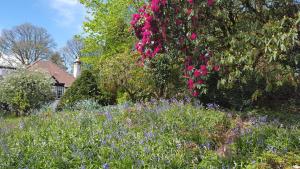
[130, 0, 300, 108]
[57, 70, 111, 110]
[95, 51, 155, 103]
[0, 70, 54, 116]
[145, 52, 186, 98]
[0, 101, 299, 168]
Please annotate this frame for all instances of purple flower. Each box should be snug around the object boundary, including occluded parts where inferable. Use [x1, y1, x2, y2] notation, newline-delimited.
[105, 112, 112, 121]
[144, 131, 154, 140]
[102, 163, 109, 169]
[206, 103, 219, 109]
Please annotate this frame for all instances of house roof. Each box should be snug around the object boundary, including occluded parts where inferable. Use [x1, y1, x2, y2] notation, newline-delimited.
[0, 65, 16, 70]
[27, 60, 75, 87]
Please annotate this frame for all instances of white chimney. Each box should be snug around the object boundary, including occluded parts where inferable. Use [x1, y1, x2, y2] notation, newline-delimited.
[73, 57, 81, 78]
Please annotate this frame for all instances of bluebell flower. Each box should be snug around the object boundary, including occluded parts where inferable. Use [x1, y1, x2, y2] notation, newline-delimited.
[105, 112, 112, 121]
[258, 115, 268, 123]
[19, 121, 25, 129]
[102, 163, 109, 169]
[144, 131, 154, 140]
[206, 103, 219, 109]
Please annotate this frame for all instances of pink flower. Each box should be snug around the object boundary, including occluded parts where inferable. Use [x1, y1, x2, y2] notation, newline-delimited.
[187, 0, 193, 4]
[187, 65, 194, 71]
[135, 43, 143, 53]
[197, 79, 204, 84]
[194, 69, 201, 78]
[213, 65, 220, 71]
[188, 79, 194, 89]
[151, 0, 160, 12]
[192, 91, 199, 97]
[145, 15, 153, 22]
[130, 14, 141, 26]
[200, 65, 207, 71]
[145, 49, 151, 56]
[176, 19, 182, 25]
[200, 65, 208, 75]
[190, 33, 197, 41]
[207, 0, 214, 6]
[154, 46, 161, 53]
[186, 8, 193, 15]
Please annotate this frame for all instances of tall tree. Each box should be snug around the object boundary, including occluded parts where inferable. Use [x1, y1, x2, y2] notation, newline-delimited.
[61, 37, 84, 69]
[80, 0, 135, 58]
[49, 52, 66, 70]
[0, 23, 56, 65]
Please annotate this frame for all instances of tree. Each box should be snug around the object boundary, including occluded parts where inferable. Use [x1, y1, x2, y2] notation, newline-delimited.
[145, 52, 186, 98]
[80, 0, 135, 58]
[96, 50, 154, 102]
[131, 0, 219, 97]
[61, 37, 84, 68]
[49, 52, 66, 70]
[0, 23, 56, 65]
[131, 0, 300, 104]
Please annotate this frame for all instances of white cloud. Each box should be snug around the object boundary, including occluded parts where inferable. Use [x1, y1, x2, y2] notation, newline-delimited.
[48, 0, 85, 27]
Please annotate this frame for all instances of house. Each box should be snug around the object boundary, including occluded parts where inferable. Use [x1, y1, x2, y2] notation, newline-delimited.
[27, 58, 81, 99]
[0, 65, 16, 78]
[0, 53, 81, 98]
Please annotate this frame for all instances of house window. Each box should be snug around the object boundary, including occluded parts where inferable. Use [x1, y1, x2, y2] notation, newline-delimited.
[55, 86, 64, 99]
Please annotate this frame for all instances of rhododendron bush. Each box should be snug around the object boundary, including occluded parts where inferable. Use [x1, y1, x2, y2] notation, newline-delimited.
[131, 0, 219, 96]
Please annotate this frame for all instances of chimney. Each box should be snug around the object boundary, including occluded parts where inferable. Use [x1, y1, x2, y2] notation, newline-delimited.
[73, 57, 81, 78]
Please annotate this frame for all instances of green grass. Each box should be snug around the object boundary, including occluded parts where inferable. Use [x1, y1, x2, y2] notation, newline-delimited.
[0, 102, 299, 168]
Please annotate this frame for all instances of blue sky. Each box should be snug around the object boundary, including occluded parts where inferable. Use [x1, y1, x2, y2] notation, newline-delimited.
[0, 0, 86, 49]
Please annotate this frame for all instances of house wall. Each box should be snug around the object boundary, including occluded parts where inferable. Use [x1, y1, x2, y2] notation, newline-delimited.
[0, 67, 15, 78]
[52, 83, 66, 99]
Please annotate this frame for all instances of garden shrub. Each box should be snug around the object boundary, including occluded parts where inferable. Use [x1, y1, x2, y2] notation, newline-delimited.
[0, 70, 54, 116]
[95, 51, 155, 102]
[145, 52, 186, 98]
[57, 70, 110, 110]
[131, 0, 300, 109]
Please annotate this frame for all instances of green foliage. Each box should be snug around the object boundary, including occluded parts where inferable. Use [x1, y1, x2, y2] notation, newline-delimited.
[145, 52, 186, 98]
[80, 0, 134, 57]
[129, 0, 300, 108]
[0, 70, 54, 116]
[0, 101, 299, 168]
[96, 51, 154, 102]
[206, 1, 300, 106]
[49, 52, 66, 70]
[58, 70, 110, 110]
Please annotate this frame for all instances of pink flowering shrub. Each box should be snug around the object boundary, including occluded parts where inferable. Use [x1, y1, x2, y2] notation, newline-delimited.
[131, 0, 218, 96]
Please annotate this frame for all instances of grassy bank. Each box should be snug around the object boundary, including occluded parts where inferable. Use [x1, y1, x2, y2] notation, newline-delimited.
[0, 101, 299, 168]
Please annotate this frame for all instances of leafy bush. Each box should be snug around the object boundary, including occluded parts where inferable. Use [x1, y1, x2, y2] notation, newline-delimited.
[57, 70, 110, 110]
[130, 0, 300, 108]
[94, 51, 155, 102]
[145, 53, 186, 98]
[0, 70, 54, 116]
